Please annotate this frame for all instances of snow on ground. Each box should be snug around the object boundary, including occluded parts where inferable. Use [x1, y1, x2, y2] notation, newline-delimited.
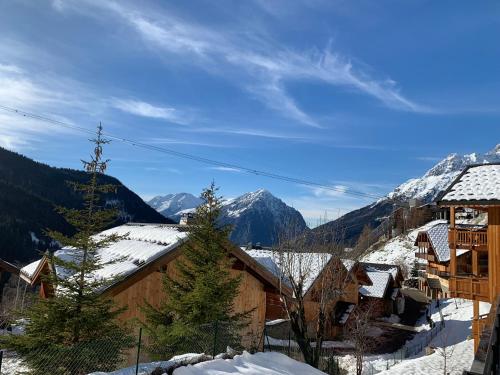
[173, 351, 327, 375]
[361, 220, 447, 270]
[0, 353, 28, 375]
[89, 354, 207, 375]
[338, 298, 491, 375]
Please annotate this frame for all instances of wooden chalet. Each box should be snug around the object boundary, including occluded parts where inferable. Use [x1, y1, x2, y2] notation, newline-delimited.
[20, 223, 289, 344]
[437, 163, 500, 356]
[244, 247, 372, 339]
[358, 262, 405, 318]
[414, 220, 472, 299]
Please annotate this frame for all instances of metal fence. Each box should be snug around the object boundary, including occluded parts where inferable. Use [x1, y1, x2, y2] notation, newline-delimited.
[262, 323, 345, 375]
[0, 321, 263, 375]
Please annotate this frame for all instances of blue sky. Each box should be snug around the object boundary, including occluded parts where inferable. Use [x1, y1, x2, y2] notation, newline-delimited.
[1, 0, 499, 226]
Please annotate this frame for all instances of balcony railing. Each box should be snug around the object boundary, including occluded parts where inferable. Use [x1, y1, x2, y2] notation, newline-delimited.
[449, 275, 489, 302]
[449, 228, 488, 250]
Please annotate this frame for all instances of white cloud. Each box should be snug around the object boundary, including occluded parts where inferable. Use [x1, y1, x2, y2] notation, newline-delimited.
[58, 0, 429, 126]
[112, 98, 189, 124]
[209, 166, 242, 173]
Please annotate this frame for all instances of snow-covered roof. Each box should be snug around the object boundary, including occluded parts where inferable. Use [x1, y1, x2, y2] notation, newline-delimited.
[423, 222, 450, 262]
[341, 259, 355, 273]
[21, 223, 188, 285]
[359, 271, 391, 298]
[244, 249, 332, 294]
[361, 262, 400, 281]
[439, 164, 500, 205]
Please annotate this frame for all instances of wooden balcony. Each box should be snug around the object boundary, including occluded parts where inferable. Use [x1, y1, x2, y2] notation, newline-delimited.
[449, 276, 489, 302]
[449, 228, 488, 251]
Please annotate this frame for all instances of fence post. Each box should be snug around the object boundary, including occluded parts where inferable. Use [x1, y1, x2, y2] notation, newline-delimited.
[0, 350, 3, 373]
[288, 330, 291, 357]
[135, 327, 142, 375]
[213, 320, 219, 358]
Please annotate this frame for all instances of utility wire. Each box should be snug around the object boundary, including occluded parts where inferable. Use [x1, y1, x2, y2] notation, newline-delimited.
[0, 104, 391, 202]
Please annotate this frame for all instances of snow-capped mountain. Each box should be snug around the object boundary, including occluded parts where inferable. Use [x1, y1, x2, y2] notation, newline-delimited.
[147, 193, 203, 221]
[388, 144, 500, 202]
[221, 189, 308, 246]
[314, 144, 500, 244]
[149, 189, 308, 246]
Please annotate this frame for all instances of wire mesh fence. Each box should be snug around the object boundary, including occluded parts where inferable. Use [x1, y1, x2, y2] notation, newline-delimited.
[0, 321, 265, 375]
[263, 322, 345, 375]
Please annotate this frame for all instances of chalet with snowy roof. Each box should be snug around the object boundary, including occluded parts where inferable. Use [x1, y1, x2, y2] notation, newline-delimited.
[20, 223, 288, 342]
[244, 246, 372, 338]
[358, 262, 405, 317]
[437, 163, 500, 358]
[414, 220, 473, 299]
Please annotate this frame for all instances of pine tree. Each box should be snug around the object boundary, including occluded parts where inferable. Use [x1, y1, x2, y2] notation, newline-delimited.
[2, 125, 133, 374]
[142, 183, 247, 357]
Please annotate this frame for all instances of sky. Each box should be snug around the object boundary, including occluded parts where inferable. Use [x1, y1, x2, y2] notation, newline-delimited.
[0, 0, 499, 226]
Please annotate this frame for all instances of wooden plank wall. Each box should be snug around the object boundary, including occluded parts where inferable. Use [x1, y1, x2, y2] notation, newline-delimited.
[111, 254, 267, 341]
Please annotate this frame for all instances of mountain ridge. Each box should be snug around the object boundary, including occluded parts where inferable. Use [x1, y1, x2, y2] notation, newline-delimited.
[0, 147, 172, 264]
[148, 188, 308, 246]
[313, 144, 500, 244]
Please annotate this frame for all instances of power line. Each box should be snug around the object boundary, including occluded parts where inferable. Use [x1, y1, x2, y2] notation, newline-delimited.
[0, 104, 388, 201]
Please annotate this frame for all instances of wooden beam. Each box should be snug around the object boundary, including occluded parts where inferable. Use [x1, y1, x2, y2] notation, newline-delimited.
[472, 250, 479, 276]
[450, 206, 455, 228]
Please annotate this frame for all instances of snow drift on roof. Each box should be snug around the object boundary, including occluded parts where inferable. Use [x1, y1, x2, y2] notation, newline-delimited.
[440, 164, 500, 203]
[244, 249, 331, 294]
[359, 271, 391, 298]
[425, 222, 450, 262]
[20, 223, 188, 285]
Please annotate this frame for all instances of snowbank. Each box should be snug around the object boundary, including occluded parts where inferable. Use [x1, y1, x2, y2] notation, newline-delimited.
[173, 351, 327, 375]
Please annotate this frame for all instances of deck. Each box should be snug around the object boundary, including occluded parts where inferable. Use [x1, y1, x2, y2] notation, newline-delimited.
[449, 228, 488, 251]
[449, 275, 489, 302]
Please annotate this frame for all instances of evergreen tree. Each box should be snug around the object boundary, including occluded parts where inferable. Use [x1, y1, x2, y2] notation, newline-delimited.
[142, 183, 247, 357]
[1, 125, 133, 374]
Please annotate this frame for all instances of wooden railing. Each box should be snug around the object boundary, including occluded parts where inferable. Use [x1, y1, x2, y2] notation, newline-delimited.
[449, 276, 489, 302]
[449, 228, 488, 250]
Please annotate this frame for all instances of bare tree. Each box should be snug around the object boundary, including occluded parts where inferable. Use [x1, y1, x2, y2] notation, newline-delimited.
[434, 327, 456, 375]
[346, 302, 375, 375]
[272, 219, 355, 368]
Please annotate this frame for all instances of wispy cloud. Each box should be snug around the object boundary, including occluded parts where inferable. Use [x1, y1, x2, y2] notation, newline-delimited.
[208, 166, 242, 173]
[55, 0, 429, 127]
[112, 98, 189, 125]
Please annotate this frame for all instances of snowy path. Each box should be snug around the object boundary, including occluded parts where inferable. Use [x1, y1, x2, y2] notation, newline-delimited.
[339, 298, 490, 375]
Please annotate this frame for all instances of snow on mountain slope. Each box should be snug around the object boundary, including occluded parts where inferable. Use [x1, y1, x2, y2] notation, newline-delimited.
[221, 189, 308, 246]
[314, 144, 500, 245]
[148, 193, 203, 220]
[388, 144, 500, 202]
[361, 220, 447, 271]
[149, 189, 308, 246]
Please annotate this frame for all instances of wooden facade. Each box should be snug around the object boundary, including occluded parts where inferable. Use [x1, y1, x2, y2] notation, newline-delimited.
[23, 241, 286, 349]
[436, 164, 500, 354]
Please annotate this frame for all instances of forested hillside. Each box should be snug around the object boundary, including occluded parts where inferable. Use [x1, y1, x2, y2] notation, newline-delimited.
[0, 147, 171, 264]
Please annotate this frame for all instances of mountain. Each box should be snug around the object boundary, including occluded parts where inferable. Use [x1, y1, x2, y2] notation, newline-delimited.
[148, 193, 203, 221]
[313, 144, 500, 245]
[149, 189, 308, 246]
[0, 147, 171, 264]
[221, 189, 308, 246]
